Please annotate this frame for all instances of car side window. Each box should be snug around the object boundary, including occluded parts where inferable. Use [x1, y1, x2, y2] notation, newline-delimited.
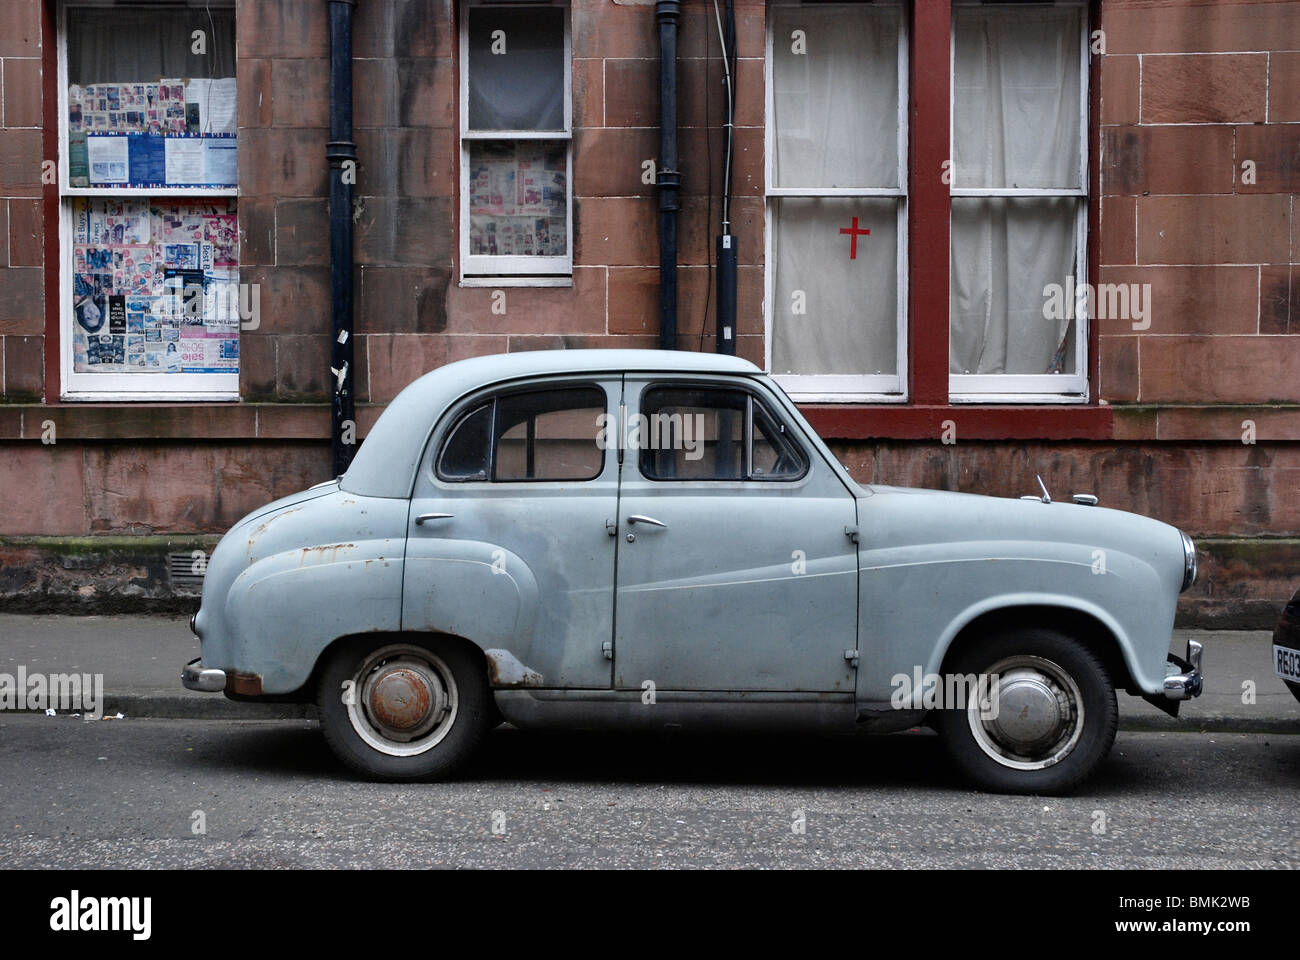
[437, 385, 607, 483]
[638, 385, 808, 481]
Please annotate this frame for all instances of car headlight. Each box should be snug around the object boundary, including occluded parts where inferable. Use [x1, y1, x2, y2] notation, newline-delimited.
[1180, 531, 1197, 593]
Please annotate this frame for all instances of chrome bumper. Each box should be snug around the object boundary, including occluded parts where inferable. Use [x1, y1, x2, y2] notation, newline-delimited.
[1163, 638, 1204, 700]
[182, 657, 226, 693]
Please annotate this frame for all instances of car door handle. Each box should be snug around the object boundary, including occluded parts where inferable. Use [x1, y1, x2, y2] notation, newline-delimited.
[415, 513, 454, 525]
[627, 514, 667, 529]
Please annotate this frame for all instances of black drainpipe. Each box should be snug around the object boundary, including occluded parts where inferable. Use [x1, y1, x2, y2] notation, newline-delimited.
[327, 0, 357, 477]
[656, 0, 681, 350]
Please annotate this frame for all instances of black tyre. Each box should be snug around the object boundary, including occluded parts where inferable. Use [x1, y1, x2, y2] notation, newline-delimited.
[934, 627, 1117, 795]
[316, 635, 491, 781]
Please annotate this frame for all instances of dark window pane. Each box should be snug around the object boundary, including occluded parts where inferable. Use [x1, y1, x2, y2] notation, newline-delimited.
[751, 403, 807, 479]
[438, 402, 492, 481]
[467, 6, 565, 131]
[639, 386, 807, 482]
[638, 387, 745, 481]
[493, 387, 605, 481]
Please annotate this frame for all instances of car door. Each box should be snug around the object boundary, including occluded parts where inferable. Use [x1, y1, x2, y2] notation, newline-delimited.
[403, 376, 620, 689]
[612, 376, 859, 692]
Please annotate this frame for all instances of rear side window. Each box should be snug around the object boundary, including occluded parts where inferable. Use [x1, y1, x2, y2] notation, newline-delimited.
[638, 385, 808, 481]
[437, 385, 607, 482]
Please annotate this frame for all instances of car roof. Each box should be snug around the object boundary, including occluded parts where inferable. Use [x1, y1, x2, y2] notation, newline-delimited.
[342, 349, 764, 498]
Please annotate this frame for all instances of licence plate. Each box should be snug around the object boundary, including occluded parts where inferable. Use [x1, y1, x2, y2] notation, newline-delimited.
[1274, 644, 1300, 683]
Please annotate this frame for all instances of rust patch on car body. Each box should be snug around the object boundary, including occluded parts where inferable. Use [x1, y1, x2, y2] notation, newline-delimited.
[483, 648, 544, 687]
[225, 671, 264, 697]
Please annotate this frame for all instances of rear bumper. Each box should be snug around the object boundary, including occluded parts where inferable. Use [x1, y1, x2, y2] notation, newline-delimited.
[1162, 638, 1204, 701]
[182, 657, 226, 693]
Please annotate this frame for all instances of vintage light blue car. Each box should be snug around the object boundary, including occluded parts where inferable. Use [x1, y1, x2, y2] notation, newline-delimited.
[183, 349, 1202, 793]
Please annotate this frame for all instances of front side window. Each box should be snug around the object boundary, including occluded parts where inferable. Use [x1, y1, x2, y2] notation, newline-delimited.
[460, 2, 572, 282]
[766, 2, 907, 400]
[638, 386, 807, 482]
[438, 386, 606, 482]
[59, 1, 240, 399]
[949, 2, 1088, 399]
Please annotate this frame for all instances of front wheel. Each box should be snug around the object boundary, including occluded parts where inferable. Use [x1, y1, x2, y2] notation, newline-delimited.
[935, 627, 1117, 795]
[316, 636, 491, 781]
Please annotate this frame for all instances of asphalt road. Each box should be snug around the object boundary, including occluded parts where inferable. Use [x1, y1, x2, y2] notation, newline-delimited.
[0, 715, 1296, 868]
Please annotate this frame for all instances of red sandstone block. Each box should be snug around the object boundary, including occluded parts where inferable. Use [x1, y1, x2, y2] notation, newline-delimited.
[1271, 53, 1300, 122]
[236, 0, 329, 59]
[1100, 195, 1136, 265]
[1137, 194, 1290, 264]
[0, 2, 41, 59]
[2, 56, 42, 128]
[0, 266, 42, 334]
[0, 128, 42, 196]
[1101, 56, 1139, 125]
[1103, 5, 1300, 55]
[1099, 334, 1139, 402]
[1234, 124, 1300, 194]
[271, 59, 330, 129]
[275, 334, 331, 400]
[574, 127, 658, 198]
[1139, 335, 1300, 403]
[237, 59, 273, 130]
[0, 446, 86, 535]
[6, 197, 40, 267]
[3, 333, 41, 397]
[573, 57, 604, 128]
[444, 266, 608, 335]
[366, 333, 449, 403]
[1096, 265, 1259, 336]
[1103, 125, 1234, 196]
[357, 264, 451, 335]
[1141, 54, 1266, 124]
[238, 128, 330, 198]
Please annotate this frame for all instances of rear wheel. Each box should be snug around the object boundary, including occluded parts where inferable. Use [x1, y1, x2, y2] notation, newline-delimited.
[935, 627, 1117, 794]
[316, 636, 490, 781]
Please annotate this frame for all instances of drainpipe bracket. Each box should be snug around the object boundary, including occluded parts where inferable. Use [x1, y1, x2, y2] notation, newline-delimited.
[326, 140, 358, 166]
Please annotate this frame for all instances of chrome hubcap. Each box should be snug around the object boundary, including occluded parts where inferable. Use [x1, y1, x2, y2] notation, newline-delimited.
[968, 655, 1084, 771]
[346, 645, 457, 757]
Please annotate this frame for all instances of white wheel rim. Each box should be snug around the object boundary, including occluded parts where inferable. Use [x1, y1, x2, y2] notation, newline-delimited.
[967, 655, 1085, 771]
[345, 644, 459, 758]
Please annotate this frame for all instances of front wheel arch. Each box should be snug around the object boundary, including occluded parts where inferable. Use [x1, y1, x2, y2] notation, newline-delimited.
[939, 605, 1136, 695]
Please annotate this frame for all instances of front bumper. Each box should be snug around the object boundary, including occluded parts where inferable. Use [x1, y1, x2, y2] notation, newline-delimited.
[182, 657, 226, 693]
[1162, 638, 1204, 701]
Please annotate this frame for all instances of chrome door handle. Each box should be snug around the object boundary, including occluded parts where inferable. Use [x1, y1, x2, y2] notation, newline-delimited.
[626, 514, 667, 528]
[415, 513, 454, 525]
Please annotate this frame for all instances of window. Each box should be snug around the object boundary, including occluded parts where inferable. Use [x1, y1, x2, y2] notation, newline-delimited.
[949, 2, 1088, 400]
[58, 1, 240, 400]
[438, 386, 606, 482]
[765, 2, 908, 400]
[459, 2, 572, 284]
[638, 386, 807, 482]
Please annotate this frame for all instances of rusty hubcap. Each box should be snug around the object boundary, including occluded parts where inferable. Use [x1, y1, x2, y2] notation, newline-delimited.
[368, 667, 435, 731]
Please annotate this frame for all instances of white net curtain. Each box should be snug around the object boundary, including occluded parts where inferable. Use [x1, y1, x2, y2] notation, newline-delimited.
[950, 5, 1083, 378]
[768, 4, 901, 380]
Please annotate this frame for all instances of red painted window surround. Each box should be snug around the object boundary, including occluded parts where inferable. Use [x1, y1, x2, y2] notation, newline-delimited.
[803, 0, 1110, 443]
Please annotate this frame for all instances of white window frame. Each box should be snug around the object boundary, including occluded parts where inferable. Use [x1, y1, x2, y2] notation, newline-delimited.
[948, 0, 1090, 403]
[57, 0, 240, 401]
[459, 0, 573, 286]
[763, 1, 909, 403]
